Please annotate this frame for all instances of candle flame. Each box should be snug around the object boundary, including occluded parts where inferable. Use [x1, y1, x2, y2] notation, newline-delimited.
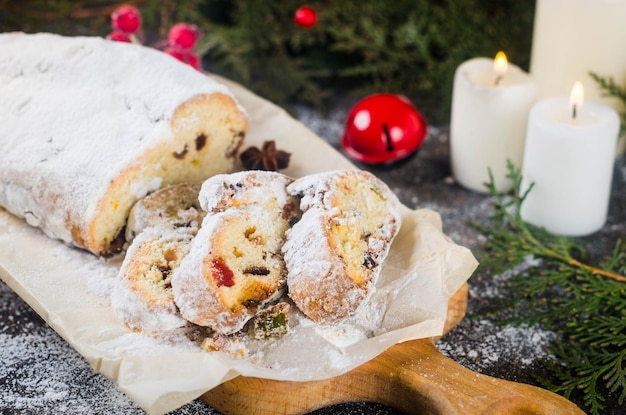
[570, 81, 584, 119]
[494, 51, 508, 77]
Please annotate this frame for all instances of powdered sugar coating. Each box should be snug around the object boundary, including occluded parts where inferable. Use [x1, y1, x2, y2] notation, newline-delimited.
[283, 208, 368, 311]
[199, 170, 294, 213]
[0, 32, 245, 255]
[284, 170, 402, 325]
[125, 183, 203, 242]
[112, 227, 193, 334]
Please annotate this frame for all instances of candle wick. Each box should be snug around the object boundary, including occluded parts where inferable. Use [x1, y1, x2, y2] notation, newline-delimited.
[572, 104, 577, 120]
[494, 75, 502, 86]
[382, 123, 394, 152]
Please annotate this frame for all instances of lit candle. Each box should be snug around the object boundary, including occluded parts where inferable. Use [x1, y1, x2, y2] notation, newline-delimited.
[493, 51, 508, 86]
[520, 83, 620, 236]
[450, 52, 537, 193]
[530, 0, 626, 156]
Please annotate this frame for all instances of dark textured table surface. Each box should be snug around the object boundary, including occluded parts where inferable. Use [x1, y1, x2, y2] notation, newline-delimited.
[1, 101, 625, 415]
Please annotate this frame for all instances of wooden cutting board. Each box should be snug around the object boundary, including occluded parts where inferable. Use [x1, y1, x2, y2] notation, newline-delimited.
[202, 283, 584, 414]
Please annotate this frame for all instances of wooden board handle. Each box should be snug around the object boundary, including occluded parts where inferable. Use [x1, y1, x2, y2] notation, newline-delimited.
[203, 339, 584, 415]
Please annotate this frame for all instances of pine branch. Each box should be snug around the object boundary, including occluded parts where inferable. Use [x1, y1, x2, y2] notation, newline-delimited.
[590, 71, 626, 102]
[474, 160, 626, 415]
[589, 71, 626, 136]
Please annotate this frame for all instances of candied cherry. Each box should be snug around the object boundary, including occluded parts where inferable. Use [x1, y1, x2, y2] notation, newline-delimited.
[106, 30, 132, 43]
[111, 5, 142, 34]
[211, 259, 235, 287]
[168, 23, 202, 50]
[164, 46, 201, 70]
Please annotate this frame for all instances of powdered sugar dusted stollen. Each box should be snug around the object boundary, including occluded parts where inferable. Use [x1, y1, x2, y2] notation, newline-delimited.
[112, 184, 205, 334]
[199, 170, 300, 218]
[172, 171, 301, 335]
[283, 169, 402, 325]
[125, 183, 204, 242]
[112, 226, 193, 334]
[0, 32, 248, 256]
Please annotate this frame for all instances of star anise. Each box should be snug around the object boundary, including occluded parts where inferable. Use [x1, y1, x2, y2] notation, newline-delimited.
[239, 140, 291, 171]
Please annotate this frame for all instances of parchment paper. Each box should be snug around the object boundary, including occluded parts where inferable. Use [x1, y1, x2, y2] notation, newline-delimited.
[0, 75, 478, 415]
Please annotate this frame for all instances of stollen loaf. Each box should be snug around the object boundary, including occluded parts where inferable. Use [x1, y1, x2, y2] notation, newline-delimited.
[283, 170, 403, 325]
[0, 32, 248, 256]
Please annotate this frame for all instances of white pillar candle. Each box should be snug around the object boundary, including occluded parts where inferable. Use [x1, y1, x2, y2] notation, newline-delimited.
[530, 0, 626, 155]
[520, 83, 620, 236]
[450, 53, 537, 193]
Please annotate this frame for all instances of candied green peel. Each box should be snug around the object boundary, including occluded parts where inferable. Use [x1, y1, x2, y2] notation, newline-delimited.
[251, 303, 290, 340]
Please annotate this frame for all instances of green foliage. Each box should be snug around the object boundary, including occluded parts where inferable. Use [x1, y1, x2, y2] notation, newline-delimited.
[590, 71, 626, 136]
[0, 0, 207, 45]
[197, 0, 335, 110]
[475, 161, 626, 415]
[0, 0, 114, 35]
[0, 0, 210, 43]
[198, 0, 535, 123]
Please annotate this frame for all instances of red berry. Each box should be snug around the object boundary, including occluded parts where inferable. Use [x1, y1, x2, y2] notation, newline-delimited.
[168, 23, 202, 50]
[164, 47, 186, 62]
[106, 31, 132, 43]
[164, 47, 201, 70]
[111, 5, 142, 34]
[184, 52, 201, 70]
[294, 6, 317, 28]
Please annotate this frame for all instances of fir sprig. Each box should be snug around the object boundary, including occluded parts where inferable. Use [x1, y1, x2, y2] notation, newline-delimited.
[474, 160, 626, 415]
[589, 71, 626, 136]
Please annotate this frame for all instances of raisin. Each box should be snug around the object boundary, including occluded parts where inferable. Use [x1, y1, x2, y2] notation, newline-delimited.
[156, 264, 172, 279]
[195, 133, 207, 151]
[243, 266, 270, 276]
[363, 252, 377, 269]
[173, 145, 189, 159]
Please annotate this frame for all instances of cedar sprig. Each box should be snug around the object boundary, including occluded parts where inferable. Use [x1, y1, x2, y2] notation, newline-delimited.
[473, 160, 626, 415]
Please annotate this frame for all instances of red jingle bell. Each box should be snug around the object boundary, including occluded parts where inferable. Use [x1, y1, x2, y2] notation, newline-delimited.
[341, 94, 427, 164]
